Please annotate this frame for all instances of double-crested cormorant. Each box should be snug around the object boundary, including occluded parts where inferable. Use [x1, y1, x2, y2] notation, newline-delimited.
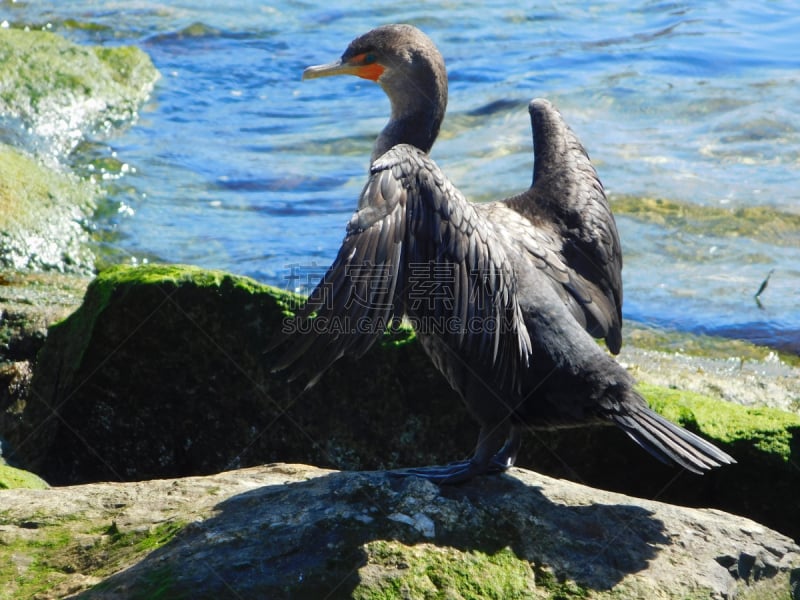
[275, 24, 735, 482]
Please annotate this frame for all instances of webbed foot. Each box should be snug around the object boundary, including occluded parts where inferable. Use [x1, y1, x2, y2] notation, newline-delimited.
[389, 426, 521, 485]
[388, 429, 520, 485]
[388, 459, 489, 484]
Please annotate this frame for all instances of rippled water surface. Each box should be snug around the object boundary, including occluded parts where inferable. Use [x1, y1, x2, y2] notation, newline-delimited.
[4, 0, 800, 352]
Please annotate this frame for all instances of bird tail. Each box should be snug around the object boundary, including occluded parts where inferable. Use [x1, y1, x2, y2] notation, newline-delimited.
[607, 393, 736, 474]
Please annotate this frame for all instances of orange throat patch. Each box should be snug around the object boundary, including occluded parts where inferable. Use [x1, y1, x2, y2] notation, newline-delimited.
[356, 63, 385, 81]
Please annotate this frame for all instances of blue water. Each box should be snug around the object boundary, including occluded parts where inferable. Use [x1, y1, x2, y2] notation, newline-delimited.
[4, 1, 800, 352]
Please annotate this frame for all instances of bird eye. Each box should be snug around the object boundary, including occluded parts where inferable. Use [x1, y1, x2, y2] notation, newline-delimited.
[363, 53, 377, 65]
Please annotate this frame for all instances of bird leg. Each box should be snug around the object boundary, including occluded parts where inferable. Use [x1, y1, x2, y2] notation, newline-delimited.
[487, 426, 521, 471]
[389, 424, 516, 484]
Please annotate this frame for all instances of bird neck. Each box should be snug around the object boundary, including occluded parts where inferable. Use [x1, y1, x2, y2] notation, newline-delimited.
[371, 79, 447, 163]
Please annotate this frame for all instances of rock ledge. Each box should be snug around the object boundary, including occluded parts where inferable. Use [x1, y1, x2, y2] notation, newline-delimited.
[0, 464, 797, 599]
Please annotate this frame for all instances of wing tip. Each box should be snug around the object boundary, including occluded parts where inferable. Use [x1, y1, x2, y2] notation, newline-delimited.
[528, 97, 554, 115]
[610, 401, 736, 474]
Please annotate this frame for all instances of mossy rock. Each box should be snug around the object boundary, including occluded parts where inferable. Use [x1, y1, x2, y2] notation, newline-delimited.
[0, 462, 49, 489]
[15, 263, 800, 543]
[354, 541, 539, 599]
[20, 264, 471, 485]
[0, 144, 97, 274]
[0, 28, 159, 274]
[1, 270, 89, 461]
[0, 28, 159, 156]
[2, 465, 796, 600]
[0, 504, 184, 599]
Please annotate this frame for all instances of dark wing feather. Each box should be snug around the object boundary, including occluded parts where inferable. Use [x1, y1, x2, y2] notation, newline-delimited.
[273, 144, 531, 391]
[271, 160, 406, 386]
[500, 98, 623, 353]
[603, 389, 736, 473]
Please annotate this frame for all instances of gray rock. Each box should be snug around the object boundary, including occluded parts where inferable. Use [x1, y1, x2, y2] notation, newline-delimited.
[619, 343, 800, 414]
[0, 464, 796, 599]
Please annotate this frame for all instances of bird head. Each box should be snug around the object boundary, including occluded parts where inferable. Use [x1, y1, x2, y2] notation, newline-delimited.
[303, 24, 442, 84]
[302, 24, 448, 158]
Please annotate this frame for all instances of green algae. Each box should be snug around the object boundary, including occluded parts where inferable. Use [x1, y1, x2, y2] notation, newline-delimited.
[354, 541, 538, 600]
[38, 263, 296, 392]
[379, 319, 418, 349]
[0, 144, 96, 227]
[59, 19, 113, 33]
[103, 520, 186, 557]
[0, 144, 97, 274]
[637, 382, 800, 544]
[0, 530, 73, 599]
[737, 575, 800, 600]
[0, 464, 49, 490]
[0, 143, 97, 274]
[64, 263, 302, 335]
[625, 322, 800, 368]
[641, 382, 800, 460]
[93, 263, 267, 293]
[611, 195, 800, 247]
[92, 45, 156, 89]
[0, 27, 158, 275]
[0, 28, 159, 154]
[0, 511, 186, 600]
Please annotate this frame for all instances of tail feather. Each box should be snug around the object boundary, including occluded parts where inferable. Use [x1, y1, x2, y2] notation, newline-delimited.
[609, 402, 736, 474]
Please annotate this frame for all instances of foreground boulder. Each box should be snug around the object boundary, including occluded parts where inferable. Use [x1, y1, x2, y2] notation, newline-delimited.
[0, 464, 797, 599]
[8, 264, 799, 544]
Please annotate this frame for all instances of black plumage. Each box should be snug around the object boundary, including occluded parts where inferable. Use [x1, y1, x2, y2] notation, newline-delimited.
[274, 24, 734, 482]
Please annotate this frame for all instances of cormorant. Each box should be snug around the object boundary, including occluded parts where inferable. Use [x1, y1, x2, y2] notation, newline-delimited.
[274, 24, 735, 482]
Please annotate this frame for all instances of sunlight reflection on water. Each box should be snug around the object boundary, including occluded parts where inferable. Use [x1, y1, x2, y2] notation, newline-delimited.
[4, 0, 799, 351]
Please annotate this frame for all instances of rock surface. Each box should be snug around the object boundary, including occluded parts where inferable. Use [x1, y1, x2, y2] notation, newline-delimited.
[1, 270, 89, 465]
[619, 325, 800, 414]
[0, 464, 797, 599]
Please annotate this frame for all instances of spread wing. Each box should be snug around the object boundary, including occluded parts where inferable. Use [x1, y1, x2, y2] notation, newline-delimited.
[499, 98, 623, 353]
[273, 144, 531, 389]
